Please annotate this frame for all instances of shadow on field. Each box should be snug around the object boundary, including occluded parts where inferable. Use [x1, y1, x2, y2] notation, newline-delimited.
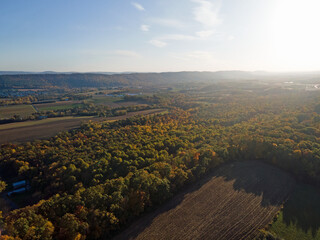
[113, 175, 206, 240]
[282, 184, 320, 237]
[114, 161, 295, 240]
[214, 161, 295, 207]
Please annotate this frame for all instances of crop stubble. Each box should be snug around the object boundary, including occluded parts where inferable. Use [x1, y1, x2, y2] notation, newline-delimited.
[115, 161, 295, 240]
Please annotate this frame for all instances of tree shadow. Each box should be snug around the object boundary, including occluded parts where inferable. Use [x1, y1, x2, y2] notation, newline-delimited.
[281, 184, 320, 237]
[213, 161, 295, 207]
[113, 174, 209, 240]
[113, 161, 296, 240]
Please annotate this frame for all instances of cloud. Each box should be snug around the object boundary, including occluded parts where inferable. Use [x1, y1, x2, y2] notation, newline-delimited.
[171, 51, 215, 61]
[227, 35, 235, 41]
[150, 18, 185, 29]
[149, 34, 196, 47]
[147, 1, 223, 48]
[140, 24, 150, 32]
[196, 30, 214, 39]
[160, 34, 196, 41]
[186, 51, 214, 59]
[149, 40, 167, 48]
[191, 0, 222, 27]
[114, 50, 141, 57]
[131, 2, 145, 11]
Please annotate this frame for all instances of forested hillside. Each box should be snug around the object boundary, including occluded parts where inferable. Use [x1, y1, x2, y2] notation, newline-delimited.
[1, 71, 319, 89]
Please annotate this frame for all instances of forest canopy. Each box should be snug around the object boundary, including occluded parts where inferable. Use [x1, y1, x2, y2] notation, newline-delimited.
[0, 83, 320, 239]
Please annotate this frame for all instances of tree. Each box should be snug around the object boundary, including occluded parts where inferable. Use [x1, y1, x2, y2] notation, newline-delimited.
[0, 181, 6, 193]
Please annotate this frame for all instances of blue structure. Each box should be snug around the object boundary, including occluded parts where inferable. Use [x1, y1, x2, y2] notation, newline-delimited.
[7, 180, 29, 197]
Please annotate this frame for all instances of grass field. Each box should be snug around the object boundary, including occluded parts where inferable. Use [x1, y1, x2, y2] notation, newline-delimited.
[88, 95, 123, 105]
[0, 105, 36, 119]
[36, 101, 84, 111]
[115, 161, 295, 240]
[269, 184, 320, 240]
[87, 96, 148, 108]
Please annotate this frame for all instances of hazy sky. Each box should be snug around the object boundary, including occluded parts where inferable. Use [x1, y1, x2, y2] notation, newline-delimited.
[1, 0, 319, 72]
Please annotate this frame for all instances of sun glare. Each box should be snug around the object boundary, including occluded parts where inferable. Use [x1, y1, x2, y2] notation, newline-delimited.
[268, 0, 320, 70]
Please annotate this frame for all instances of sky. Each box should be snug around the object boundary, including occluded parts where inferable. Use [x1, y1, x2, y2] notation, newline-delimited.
[0, 0, 320, 72]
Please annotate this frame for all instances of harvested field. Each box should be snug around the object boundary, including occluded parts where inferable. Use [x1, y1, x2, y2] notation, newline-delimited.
[0, 109, 165, 144]
[104, 108, 165, 122]
[104, 101, 148, 108]
[0, 105, 36, 119]
[115, 161, 295, 240]
[89, 96, 148, 108]
[0, 116, 94, 144]
[35, 100, 83, 111]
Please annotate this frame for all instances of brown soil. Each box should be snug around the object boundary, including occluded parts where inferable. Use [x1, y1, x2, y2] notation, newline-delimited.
[114, 161, 295, 240]
[0, 117, 93, 144]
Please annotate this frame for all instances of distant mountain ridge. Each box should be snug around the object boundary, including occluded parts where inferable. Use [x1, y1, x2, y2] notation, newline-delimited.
[0, 71, 135, 75]
[0, 71, 319, 89]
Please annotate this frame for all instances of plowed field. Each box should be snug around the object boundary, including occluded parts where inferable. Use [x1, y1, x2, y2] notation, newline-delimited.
[115, 161, 295, 240]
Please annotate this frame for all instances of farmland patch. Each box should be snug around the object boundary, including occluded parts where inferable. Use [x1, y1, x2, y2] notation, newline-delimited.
[0, 105, 36, 119]
[115, 161, 295, 240]
[36, 100, 84, 111]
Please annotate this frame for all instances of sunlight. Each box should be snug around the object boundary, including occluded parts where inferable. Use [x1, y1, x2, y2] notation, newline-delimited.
[268, 0, 320, 70]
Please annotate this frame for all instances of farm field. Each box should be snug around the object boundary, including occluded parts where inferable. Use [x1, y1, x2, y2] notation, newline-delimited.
[88, 95, 148, 108]
[0, 116, 94, 144]
[0, 104, 36, 119]
[35, 100, 84, 111]
[0, 109, 165, 144]
[269, 184, 320, 240]
[0, 116, 94, 130]
[115, 161, 295, 240]
[88, 95, 124, 105]
[103, 108, 165, 121]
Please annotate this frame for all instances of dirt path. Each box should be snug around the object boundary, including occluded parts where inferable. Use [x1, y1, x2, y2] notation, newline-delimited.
[114, 161, 295, 240]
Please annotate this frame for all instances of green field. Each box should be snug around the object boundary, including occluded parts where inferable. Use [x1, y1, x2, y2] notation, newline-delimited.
[269, 184, 320, 240]
[37, 103, 84, 111]
[87, 95, 123, 105]
[0, 104, 36, 119]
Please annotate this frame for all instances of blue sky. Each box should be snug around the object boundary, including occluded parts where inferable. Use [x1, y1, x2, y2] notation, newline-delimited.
[0, 0, 319, 72]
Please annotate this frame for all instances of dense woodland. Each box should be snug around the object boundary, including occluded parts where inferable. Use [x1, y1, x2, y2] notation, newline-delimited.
[0, 81, 320, 239]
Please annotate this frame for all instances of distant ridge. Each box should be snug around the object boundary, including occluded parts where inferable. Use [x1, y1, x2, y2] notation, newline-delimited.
[0, 71, 136, 75]
[0, 71, 319, 89]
